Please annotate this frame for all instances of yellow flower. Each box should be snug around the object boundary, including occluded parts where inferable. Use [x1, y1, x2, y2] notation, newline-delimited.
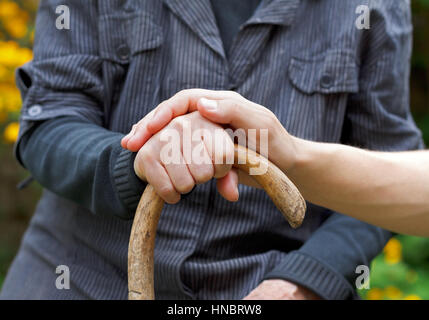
[4, 17, 28, 39]
[0, 41, 33, 67]
[0, 1, 21, 18]
[366, 288, 383, 300]
[0, 64, 7, 80]
[3, 121, 19, 143]
[0, 0, 30, 39]
[383, 238, 402, 265]
[384, 286, 402, 300]
[404, 294, 421, 300]
[0, 84, 22, 113]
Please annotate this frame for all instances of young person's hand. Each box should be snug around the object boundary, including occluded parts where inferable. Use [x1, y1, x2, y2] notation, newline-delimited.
[122, 89, 298, 174]
[133, 111, 237, 204]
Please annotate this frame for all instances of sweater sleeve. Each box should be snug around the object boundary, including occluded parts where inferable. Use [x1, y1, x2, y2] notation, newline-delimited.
[18, 116, 146, 219]
[14, 1, 146, 218]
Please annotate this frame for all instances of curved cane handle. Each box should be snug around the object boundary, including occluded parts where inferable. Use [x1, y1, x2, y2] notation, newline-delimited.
[128, 144, 306, 300]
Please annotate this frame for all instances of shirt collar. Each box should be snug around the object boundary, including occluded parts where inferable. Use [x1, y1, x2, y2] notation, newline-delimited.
[163, 0, 225, 57]
[245, 0, 302, 27]
[163, 0, 302, 58]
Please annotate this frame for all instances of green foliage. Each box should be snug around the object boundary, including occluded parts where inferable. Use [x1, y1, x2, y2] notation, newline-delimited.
[359, 236, 429, 300]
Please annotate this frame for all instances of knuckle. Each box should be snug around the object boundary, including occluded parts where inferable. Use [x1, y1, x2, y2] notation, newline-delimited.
[175, 89, 189, 98]
[224, 90, 241, 99]
[158, 184, 176, 198]
[158, 98, 169, 106]
[133, 158, 145, 179]
[176, 180, 195, 194]
[258, 109, 275, 127]
[140, 146, 155, 163]
[169, 197, 181, 205]
[172, 90, 183, 99]
[267, 110, 277, 122]
[228, 100, 240, 113]
[194, 165, 214, 183]
[135, 148, 154, 175]
[170, 117, 183, 129]
[165, 195, 180, 205]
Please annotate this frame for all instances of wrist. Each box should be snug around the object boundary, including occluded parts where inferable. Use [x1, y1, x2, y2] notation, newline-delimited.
[273, 130, 303, 175]
[283, 136, 329, 178]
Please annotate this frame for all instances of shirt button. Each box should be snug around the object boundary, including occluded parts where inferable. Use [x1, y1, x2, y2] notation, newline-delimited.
[28, 105, 42, 117]
[320, 73, 333, 89]
[117, 44, 130, 61]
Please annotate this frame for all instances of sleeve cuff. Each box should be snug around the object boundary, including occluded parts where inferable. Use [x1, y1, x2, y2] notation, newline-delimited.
[263, 251, 357, 300]
[113, 148, 146, 219]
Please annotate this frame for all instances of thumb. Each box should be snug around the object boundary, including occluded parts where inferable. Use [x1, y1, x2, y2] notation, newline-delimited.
[198, 97, 264, 132]
[197, 97, 238, 125]
[216, 169, 239, 202]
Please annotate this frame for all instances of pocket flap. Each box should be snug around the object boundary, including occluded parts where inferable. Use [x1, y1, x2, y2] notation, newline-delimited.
[99, 11, 163, 63]
[288, 49, 359, 94]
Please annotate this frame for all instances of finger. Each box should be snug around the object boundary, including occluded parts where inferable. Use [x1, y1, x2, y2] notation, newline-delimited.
[148, 162, 181, 204]
[121, 123, 138, 149]
[197, 97, 268, 130]
[200, 126, 234, 179]
[216, 169, 239, 202]
[183, 138, 214, 184]
[124, 93, 201, 151]
[137, 151, 181, 204]
[124, 108, 157, 152]
[162, 153, 195, 194]
[146, 89, 235, 135]
[126, 124, 152, 152]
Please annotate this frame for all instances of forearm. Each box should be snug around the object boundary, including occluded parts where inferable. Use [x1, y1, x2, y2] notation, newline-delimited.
[284, 136, 429, 236]
[19, 116, 145, 219]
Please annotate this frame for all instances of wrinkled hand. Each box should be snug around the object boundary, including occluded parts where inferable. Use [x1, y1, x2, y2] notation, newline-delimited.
[133, 111, 237, 204]
[243, 279, 321, 300]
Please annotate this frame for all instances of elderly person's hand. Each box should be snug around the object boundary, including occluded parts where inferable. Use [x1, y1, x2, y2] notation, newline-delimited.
[132, 110, 236, 204]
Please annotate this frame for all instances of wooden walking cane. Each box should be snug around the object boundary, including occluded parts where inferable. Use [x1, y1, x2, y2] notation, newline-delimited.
[128, 144, 306, 300]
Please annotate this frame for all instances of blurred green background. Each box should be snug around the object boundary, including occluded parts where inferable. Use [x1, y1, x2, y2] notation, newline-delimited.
[1, 0, 429, 300]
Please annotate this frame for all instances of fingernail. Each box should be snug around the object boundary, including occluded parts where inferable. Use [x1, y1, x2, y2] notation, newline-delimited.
[200, 98, 217, 111]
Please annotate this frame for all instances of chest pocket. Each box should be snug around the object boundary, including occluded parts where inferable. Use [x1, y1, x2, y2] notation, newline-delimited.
[99, 11, 163, 63]
[98, 11, 164, 130]
[286, 49, 359, 141]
